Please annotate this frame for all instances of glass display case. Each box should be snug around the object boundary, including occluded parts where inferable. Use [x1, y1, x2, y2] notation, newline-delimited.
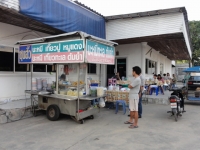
[58, 63, 87, 97]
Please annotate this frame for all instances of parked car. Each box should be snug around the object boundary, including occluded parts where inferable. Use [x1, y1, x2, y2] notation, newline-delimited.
[187, 76, 200, 90]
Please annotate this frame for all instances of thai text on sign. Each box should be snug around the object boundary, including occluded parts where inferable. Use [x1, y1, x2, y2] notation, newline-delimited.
[31, 40, 84, 63]
[86, 40, 115, 64]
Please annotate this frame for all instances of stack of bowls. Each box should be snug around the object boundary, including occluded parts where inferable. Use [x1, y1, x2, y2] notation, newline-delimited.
[36, 78, 42, 91]
[32, 78, 37, 91]
[42, 79, 47, 90]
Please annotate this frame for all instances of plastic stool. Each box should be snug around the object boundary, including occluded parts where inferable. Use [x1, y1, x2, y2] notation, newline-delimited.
[163, 85, 168, 91]
[115, 100, 127, 115]
[150, 87, 159, 95]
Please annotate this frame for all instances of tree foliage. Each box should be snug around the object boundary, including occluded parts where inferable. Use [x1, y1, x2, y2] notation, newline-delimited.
[189, 21, 200, 66]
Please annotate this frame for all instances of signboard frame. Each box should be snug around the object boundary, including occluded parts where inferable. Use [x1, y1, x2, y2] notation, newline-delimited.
[18, 45, 32, 64]
[85, 39, 115, 65]
[19, 39, 85, 64]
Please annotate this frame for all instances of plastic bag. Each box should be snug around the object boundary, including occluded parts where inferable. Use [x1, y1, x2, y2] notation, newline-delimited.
[98, 98, 105, 108]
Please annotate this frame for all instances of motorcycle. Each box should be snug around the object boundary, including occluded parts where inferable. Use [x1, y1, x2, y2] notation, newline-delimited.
[168, 87, 186, 122]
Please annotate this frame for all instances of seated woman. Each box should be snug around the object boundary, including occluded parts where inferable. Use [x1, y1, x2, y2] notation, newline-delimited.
[157, 74, 164, 94]
[147, 74, 158, 94]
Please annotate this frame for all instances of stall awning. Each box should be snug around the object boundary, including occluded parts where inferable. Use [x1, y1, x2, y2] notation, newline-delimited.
[183, 66, 200, 72]
[19, 0, 106, 39]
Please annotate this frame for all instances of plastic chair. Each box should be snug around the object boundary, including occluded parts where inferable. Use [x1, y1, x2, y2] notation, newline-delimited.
[142, 88, 148, 104]
[163, 85, 168, 91]
[115, 100, 128, 115]
[150, 87, 159, 95]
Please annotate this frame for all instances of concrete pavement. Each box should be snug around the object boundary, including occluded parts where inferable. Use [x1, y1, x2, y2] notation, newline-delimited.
[0, 103, 200, 150]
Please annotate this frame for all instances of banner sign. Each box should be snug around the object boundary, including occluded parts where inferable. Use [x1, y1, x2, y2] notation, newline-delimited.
[86, 40, 115, 64]
[18, 40, 84, 64]
[31, 40, 84, 63]
[18, 45, 32, 63]
[18, 39, 115, 64]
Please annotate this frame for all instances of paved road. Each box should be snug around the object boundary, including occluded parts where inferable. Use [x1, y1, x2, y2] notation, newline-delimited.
[0, 104, 200, 150]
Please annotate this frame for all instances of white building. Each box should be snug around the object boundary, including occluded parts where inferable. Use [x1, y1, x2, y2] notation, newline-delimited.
[104, 7, 192, 81]
[0, 4, 192, 102]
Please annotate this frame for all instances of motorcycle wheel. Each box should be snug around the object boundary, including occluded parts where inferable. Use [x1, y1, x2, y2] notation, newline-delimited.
[172, 108, 178, 122]
[175, 114, 178, 122]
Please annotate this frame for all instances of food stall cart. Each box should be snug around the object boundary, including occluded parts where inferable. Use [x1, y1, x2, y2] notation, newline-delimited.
[17, 31, 118, 124]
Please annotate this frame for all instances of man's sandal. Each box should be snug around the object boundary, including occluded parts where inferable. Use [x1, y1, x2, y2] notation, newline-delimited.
[124, 121, 133, 124]
[129, 125, 139, 129]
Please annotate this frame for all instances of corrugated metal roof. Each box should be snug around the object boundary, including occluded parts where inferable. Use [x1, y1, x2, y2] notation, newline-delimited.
[105, 7, 186, 20]
[73, 0, 104, 18]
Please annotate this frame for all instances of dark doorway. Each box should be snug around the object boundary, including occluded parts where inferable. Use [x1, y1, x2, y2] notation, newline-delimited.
[106, 58, 127, 86]
[107, 65, 115, 85]
[117, 58, 126, 79]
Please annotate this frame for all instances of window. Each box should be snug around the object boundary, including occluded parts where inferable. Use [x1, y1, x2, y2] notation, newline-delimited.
[145, 59, 157, 74]
[160, 63, 164, 75]
[189, 76, 200, 81]
[88, 64, 96, 74]
[0, 51, 14, 71]
[33, 64, 56, 72]
[47, 64, 56, 72]
[0, 46, 56, 73]
[15, 52, 29, 72]
[0, 48, 29, 72]
[33, 64, 46, 72]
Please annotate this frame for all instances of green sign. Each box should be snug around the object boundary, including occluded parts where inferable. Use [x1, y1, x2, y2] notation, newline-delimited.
[86, 40, 115, 56]
[32, 40, 84, 54]
[86, 39, 115, 64]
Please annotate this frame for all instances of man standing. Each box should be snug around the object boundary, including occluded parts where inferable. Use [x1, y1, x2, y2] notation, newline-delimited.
[138, 74, 145, 118]
[128, 72, 144, 118]
[124, 66, 141, 128]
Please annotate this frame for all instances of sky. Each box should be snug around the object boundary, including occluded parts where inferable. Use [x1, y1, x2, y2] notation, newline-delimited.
[77, 0, 200, 21]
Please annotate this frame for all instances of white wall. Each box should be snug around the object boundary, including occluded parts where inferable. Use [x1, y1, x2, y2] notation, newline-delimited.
[104, 43, 173, 81]
[0, 72, 55, 101]
[106, 13, 183, 40]
[0, 64, 103, 101]
[115, 43, 142, 79]
[0, 22, 50, 47]
[142, 43, 172, 79]
[106, 13, 191, 60]
[0, 22, 52, 101]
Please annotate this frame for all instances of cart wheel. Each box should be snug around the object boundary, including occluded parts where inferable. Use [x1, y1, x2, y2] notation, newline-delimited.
[90, 115, 94, 119]
[80, 120, 84, 124]
[32, 105, 38, 117]
[46, 105, 60, 121]
[32, 108, 37, 117]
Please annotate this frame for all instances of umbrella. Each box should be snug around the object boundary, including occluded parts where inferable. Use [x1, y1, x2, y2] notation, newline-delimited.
[183, 66, 200, 72]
